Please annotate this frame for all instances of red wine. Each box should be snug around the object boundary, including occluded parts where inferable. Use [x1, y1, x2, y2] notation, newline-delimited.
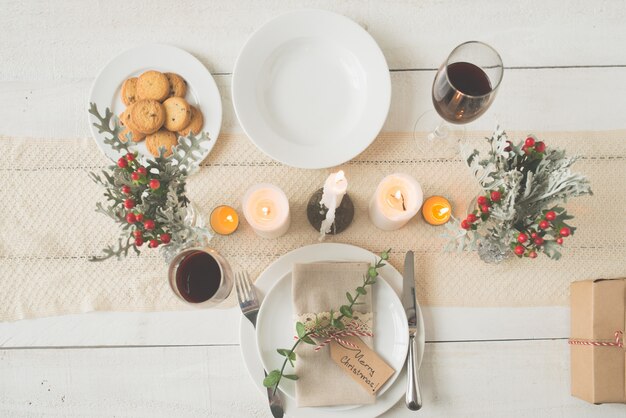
[432, 61, 493, 124]
[175, 251, 222, 303]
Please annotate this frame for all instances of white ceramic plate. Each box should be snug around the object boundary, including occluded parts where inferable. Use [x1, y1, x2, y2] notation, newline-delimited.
[232, 10, 391, 169]
[88, 44, 222, 165]
[257, 270, 408, 406]
[239, 243, 425, 418]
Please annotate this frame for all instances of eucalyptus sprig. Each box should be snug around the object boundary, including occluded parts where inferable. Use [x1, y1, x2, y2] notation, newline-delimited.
[263, 249, 391, 395]
[88, 103, 213, 260]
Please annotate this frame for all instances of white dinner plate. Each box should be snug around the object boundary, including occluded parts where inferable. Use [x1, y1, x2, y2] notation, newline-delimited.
[88, 44, 222, 166]
[257, 270, 408, 406]
[232, 10, 391, 169]
[239, 243, 425, 418]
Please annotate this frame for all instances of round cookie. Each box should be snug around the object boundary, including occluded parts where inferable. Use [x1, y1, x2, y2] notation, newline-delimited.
[118, 127, 146, 143]
[177, 106, 204, 136]
[136, 70, 170, 102]
[165, 72, 187, 98]
[130, 99, 165, 134]
[121, 77, 138, 106]
[162, 97, 191, 131]
[146, 129, 178, 157]
[119, 107, 141, 132]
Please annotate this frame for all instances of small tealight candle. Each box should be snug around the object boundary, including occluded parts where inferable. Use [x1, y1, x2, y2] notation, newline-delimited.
[210, 205, 240, 235]
[422, 196, 452, 225]
[369, 173, 423, 231]
[242, 183, 291, 239]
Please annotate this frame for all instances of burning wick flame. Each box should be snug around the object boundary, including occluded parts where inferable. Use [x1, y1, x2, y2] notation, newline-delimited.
[439, 207, 450, 216]
[261, 206, 270, 217]
[226, 215, 234, 223]
[391, 190, 407, 211]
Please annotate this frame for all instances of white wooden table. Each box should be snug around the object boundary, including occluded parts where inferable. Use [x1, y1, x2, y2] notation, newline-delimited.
[1, 1, 625, 416]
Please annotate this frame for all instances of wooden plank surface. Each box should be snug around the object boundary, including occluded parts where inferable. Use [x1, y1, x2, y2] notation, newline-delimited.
[1, 0, 625, 416]
[1, 341, 622, 417]
[0, 307, 570, 348]
[1, 0, 625, 79]
[2, 67, 626, 140]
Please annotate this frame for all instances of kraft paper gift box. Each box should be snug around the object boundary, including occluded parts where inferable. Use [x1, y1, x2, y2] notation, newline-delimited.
[570, 278, 625, 404]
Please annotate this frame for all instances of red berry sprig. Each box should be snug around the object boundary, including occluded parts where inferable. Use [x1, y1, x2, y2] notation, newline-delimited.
[521, 136, 547, 158]
[459, 188, 505, 232]
[112, 151, 172, 252]
[511, 207, 575, 259]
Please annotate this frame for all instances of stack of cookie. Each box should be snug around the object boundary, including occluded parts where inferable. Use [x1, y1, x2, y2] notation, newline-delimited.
[118, 70, 204, 157]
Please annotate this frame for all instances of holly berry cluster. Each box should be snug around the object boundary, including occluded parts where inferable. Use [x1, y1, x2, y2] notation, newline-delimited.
[116, 152, 171, 249]
[511, 209, 573, 258]
[509, 136, 546, 156]
[460, 190, 503, 231]
[457, 136, 580, 260]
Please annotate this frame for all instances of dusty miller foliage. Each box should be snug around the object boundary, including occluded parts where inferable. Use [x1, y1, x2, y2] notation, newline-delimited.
[442, 127, 592, 258]
[88, 103, 212, 261]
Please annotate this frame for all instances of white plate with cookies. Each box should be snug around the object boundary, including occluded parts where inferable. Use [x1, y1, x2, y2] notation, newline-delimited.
[88, 44, 222, 164]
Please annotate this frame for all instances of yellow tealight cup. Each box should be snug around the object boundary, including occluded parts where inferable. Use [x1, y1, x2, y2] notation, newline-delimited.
[422, 196, 452, 225]
[210, 205, 239, 235]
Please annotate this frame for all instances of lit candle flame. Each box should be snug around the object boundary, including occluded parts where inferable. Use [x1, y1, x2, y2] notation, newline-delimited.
[226, 215, 234, 223]
[335, 170, 345, 183]
[262, 206, 270, 217]
[389, 189, 406, 211]
[439, 207, 450, 216]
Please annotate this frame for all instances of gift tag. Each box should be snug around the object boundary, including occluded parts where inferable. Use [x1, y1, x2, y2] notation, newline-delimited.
[329, 336, 395, 394]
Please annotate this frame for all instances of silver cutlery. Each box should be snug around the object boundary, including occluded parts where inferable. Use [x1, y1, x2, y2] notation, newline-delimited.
[235, 271, 285, 418]
[402, 251, 423, 410]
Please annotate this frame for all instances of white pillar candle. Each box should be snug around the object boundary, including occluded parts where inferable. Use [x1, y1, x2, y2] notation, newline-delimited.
[242, 183, 291, 239]
[319, 170, 348, 239]
[369, 173, 423, 231]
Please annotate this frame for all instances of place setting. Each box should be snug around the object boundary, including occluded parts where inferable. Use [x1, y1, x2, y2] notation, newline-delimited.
[4, 4, 623, 418]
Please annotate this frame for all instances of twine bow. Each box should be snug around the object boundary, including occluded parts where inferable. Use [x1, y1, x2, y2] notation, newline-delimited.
[568, 330, 623, 348]
[295, 320, 374, 352]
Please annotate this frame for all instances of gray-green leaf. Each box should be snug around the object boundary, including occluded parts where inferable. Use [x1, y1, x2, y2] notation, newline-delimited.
[340, 305, 353, 318]
[263, 370, 281, 388]
[296, 322, 306, 338]
[332, 319, 345, 330]
[300, 335, 316, 345]
[283, 374, 299, 381]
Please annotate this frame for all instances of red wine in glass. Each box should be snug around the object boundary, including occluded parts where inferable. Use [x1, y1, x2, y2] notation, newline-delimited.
[414, 41, 503, 153]
[175, 251, 222, 303]
[168, 248, 233, 306]
[433, 61, 493, 124]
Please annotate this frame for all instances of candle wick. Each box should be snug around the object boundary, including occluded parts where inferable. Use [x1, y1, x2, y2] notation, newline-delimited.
[226, 215, 233, 222]
[390, 191, 406, 211]
[440, 207, 450, 215]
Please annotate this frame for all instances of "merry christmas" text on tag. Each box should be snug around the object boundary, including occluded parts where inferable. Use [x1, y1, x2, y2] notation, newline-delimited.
[329, 336, 395, 395]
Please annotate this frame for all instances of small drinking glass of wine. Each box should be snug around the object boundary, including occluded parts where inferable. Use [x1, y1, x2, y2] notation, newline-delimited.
[414, 41, 503, 153]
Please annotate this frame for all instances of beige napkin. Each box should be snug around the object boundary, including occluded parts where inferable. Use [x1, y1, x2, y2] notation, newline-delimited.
[292, 262, 375, 407]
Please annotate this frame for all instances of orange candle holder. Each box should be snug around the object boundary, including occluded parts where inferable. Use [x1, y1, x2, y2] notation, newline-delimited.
[209, 205, 239, 235]
[422, 196, 452, 225]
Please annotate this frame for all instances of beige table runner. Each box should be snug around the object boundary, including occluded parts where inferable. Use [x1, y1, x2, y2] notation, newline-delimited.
[0, 131, 624, 321]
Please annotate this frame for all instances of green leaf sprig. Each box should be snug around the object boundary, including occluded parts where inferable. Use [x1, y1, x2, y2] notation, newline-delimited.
[263, 249, 391, 394]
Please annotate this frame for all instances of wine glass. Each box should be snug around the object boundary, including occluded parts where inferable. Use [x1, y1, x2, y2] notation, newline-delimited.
[414, 41, 503, 153]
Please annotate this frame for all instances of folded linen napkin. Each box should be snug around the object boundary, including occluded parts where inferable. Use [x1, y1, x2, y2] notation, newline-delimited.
[292, 262, 375, 407]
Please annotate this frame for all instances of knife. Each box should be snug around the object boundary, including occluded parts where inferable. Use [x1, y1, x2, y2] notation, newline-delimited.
[402, 251, 423, 410]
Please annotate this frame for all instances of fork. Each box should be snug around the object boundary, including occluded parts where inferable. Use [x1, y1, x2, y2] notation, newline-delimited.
[235, 271, 285, 418]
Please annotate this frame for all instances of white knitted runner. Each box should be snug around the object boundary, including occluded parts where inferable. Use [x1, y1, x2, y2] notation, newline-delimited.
[0, 131, 624, 321]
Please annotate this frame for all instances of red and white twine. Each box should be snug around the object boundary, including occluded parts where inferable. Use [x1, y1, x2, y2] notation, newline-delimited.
[568, 330, 623, 348]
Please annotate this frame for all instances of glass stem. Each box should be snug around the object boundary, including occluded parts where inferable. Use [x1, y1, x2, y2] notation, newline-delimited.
[428, 119, 449, 142]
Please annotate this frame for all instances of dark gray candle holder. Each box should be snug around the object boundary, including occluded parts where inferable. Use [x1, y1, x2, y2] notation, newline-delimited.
[306, 188, 354, 235]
